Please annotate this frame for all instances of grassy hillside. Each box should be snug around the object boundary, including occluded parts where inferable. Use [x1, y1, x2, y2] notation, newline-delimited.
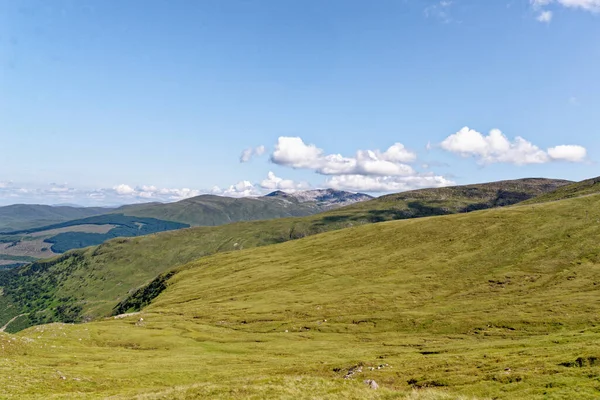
[115, 191, 371, 226]
[2, 193, 600, 399]
[521, 176, 600, 205]
[0, 178, 571, 332]
[0, 179, 566, 263]
[0, 204, 112, 232]
[319, 178, 571, 224]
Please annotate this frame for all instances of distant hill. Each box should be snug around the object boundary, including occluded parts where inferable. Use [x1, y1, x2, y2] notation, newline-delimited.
[0, 190, 371, 262]
[0, 177, 571, 332]
[114, 189, 373, 226]
[317, 177, 572, 224]
[264, 189, 373, 209]
[521, 176, 600, 205]
[0, 204, 113, 232]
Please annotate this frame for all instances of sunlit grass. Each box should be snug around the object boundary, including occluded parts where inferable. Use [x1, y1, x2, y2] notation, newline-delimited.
[2, 194, 600, 398]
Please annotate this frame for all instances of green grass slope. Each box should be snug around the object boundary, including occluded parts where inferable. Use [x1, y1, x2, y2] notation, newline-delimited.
[115, 195, 316, 225]
[319, 178, 571, 224]
[2, 194, 600, 399]
[521, 176, 600, 205]
[0, 178, 571, 332]
[118, 179, 570, 227]
[115, 192, 367, 226]
[0, 204, 112, 232]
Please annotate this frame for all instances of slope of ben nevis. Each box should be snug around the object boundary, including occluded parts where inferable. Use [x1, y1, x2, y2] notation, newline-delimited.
[0, 178, 572, 333]
[1, 177, 600, 399]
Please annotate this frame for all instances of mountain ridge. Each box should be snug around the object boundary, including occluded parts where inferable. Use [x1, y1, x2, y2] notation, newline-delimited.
[0, 176, 575, 332]
[2, 187, 600, 398]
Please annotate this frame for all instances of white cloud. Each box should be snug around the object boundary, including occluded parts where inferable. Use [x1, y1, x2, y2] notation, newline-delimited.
[532, 0, 600, 22]
[211, 180, 263, 197]
[537, 10, 554, 21]
[440, 126, 587, 165]
[424, 1, 454, 23]
[271, 136, 418, 177]
[210, 172, 310, 197]
[271, 137, 324, 169]
[327, 174, 454, 192]
[113, 184, 136, 195]
[380, 143, 418, 163]
[547, 145, 587, 162]
[111, 184, 202, 201]
[260, 171, 310, 191]
[240, 145, 266, 163]
[269, 136, 455, 193]
[556, 0, 600, 12]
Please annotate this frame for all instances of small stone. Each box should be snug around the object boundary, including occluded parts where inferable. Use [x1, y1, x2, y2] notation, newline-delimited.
[364, 379, 379, 390]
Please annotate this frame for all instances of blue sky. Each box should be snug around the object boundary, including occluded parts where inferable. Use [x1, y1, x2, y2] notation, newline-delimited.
[1, 0, 598, 205]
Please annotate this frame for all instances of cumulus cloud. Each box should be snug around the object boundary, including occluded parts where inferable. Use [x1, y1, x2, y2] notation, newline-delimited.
[440, 127, 587, 165]
[271, 136, 418, 176]
[555, 0, 600, 12]
[260, 171, 311, 191]
[269, 136, 454, 193]
[212, 180, 262, 197]
[113, 185, 202, 201]
[240, 145, 266, 163]
[0, 172, 314, 206]
[531, 0, 600, 22]
[113, 184, 136, 195]
[210, 172, 310, 197]
[0, 182, 81, 205]
[537, 10, 553, 21]
[547, 145, 588, 162]
[0, 182, 207, 206]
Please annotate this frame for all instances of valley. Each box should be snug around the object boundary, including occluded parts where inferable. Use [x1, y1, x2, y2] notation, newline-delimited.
[0, 178, 573, 333]
[1, 182, 600, 399]
[0, 190, 372, 264]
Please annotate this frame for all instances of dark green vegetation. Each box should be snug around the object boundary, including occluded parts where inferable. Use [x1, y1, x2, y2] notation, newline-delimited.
[115, 189, 372, 226]
[0, 204, 112, 232]
[34, 214, 189, 253]
[522, 176, 600, 204]
[2, 190, 600, 399]
[0, 178, 573, 334]
[0, 255, 37, 270]
[0, 214, 188, 256]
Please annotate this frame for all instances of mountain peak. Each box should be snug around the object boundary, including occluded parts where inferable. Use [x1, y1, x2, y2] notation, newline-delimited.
[264, 188, 373, 209]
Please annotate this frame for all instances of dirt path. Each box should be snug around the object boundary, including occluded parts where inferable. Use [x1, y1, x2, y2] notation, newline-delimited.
[0, 314, 26, 332]
[112, 312, 140, 320]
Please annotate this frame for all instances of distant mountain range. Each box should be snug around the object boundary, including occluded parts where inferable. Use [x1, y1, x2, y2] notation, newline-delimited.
[0, 189, 373, 261]
[115, 189, 373, 226]
[0, 179, 585, 266]
[264, 189, 373, 208]
[0, 204, 114, 232]
[0, 176, 594, 335]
